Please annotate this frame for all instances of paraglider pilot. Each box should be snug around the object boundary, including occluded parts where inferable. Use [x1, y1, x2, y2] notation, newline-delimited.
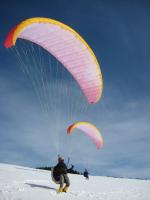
[54, 157, 70, 192]
[83, 169, 89, 179]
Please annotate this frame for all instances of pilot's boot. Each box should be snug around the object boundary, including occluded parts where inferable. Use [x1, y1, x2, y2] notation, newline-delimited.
[58, 186, 63, 193]
[63, 186, 69, 192]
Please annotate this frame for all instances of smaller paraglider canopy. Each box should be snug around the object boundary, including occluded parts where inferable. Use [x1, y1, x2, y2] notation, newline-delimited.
[67, 122, 104, 149]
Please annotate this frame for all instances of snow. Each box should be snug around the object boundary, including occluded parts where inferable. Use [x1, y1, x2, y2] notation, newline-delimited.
[0, 163, 150, 200]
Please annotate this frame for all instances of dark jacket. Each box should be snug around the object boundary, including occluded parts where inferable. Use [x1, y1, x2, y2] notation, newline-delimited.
[84, 170, 89, 179]
[53, 162, 68, 181]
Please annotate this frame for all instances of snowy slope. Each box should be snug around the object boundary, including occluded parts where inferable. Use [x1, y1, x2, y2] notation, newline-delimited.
[0, 163, 150, 200]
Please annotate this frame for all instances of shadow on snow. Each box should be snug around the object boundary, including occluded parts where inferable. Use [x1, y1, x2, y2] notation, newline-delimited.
[26, 183, 56, 191]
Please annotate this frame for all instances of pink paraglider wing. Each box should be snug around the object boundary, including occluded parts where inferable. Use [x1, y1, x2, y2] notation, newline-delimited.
[4, 18, 103, 104]
[67, 122, 104, 149]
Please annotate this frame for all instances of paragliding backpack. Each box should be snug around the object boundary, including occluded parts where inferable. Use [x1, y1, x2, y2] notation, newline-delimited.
[51, 165, 64, 184]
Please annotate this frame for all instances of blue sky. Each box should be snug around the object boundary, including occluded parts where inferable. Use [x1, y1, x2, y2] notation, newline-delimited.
[0, 0, 150, 179]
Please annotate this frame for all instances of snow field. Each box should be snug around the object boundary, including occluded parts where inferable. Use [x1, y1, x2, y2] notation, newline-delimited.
[0, 164, 150, 200]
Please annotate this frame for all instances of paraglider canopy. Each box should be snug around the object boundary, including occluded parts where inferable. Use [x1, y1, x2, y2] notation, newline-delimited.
[4, 17, 103, 104]
[67, 122, 104, 149]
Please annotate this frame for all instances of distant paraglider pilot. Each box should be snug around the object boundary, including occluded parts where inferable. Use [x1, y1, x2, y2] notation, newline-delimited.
[83, 169, 89, 180]
[53, 157, 70, 193]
